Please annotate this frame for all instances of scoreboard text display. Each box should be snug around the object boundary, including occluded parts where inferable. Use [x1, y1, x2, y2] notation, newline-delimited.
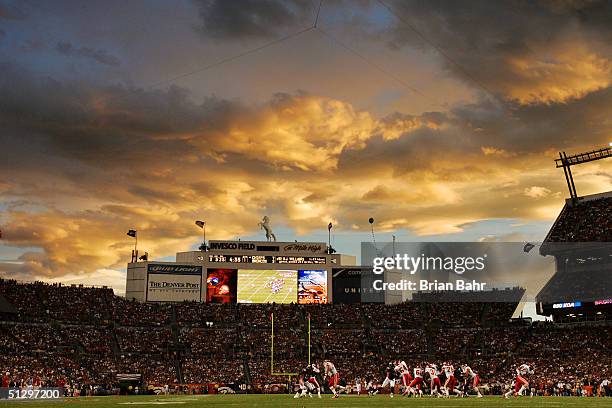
[146, 264, 202, 302]
[208, 254, 326, 264]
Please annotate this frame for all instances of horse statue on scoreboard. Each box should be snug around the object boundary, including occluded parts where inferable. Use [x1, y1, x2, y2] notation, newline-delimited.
[258, 216, 277, 242]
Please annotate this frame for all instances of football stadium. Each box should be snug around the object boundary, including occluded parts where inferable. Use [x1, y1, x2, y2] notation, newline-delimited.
[1, 0, 611, 406]
[0, 174, 611, 404]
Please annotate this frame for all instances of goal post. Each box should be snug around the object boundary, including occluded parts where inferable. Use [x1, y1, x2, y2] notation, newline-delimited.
[269, 312, 301, 376]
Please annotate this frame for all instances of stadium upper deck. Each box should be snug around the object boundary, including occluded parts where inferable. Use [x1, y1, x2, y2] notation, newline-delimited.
[537, 191, 612, 320]
[543, 191, 612, 245]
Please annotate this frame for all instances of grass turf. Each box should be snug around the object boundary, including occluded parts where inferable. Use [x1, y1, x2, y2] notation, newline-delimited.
[1, 395, 610, 407]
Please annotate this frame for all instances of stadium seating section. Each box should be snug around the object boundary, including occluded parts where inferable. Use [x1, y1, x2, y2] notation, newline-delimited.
[545, 196, 612, 242]
[0, 279, 610, 396]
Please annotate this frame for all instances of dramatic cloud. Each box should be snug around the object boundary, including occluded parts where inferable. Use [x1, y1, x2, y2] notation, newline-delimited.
[524, 186, 552, 199]
[55, 41, 121, 67]
[382, 0, 612, 104]
[0, 1, 611, 290]
[1, 59, 611, 284]
[193, 0, 314, 40]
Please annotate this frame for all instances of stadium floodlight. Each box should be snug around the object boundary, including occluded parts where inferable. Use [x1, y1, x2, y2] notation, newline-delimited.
[555, 145, 612, 200]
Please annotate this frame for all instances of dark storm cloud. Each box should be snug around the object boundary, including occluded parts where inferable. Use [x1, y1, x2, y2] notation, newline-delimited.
[193, 0, 313, 39]
[338, 86, 612, 177]
[0, 55, 610, 280]
[382, 0, 612, 103]
[55, 41, 121, 67]
[0, 61, 237, 170]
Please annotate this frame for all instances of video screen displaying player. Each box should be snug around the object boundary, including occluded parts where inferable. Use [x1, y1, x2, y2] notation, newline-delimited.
[237, 269, 297, 303]
[298, 269, 328, 304]
[206, 269, 237, 303]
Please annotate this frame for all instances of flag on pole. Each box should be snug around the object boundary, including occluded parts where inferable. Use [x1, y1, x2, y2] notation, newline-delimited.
[195, 220, 205, 228]
[127, 229, 137, 238]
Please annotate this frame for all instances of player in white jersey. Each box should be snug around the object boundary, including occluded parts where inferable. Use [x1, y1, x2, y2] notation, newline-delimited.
[461, 364, 482, 398]
[426, 364, 443, 397]
[504, 363, 534, 398]
[355, 376, 362, 395]
[323, 360, 340, 398]
[599, 379, 609, 397]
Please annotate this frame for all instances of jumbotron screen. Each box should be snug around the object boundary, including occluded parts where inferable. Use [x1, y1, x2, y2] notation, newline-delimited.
[206, 268, 237, 303]
[237, 269, 297, 303]
[297, 269, 328, 304]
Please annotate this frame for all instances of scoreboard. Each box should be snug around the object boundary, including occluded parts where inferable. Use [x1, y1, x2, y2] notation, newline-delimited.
[206, 254, 327, 264]
[128, 240, 352, 304]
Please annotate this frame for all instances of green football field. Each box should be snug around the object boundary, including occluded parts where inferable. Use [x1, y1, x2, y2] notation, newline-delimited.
[1, 395, 610, 407]
[237, 269, 297, 303]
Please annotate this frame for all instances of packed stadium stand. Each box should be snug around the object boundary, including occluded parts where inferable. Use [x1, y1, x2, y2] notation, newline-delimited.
[537, 192, 612, 319]
[0, 279, 610, 397]
[543, 194, 612, 243]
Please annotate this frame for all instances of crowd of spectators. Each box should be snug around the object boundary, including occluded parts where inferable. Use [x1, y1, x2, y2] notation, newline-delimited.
[546, 196, 612, 242]
[182, 357, 243, 384]
[115, 327, 172, 354]
[0, 279, 609, 396]
[111, 297, 171, 326]
[179, 328, 237, 356]
[175, 302, 237, 326]
[367, 329, 426, 355]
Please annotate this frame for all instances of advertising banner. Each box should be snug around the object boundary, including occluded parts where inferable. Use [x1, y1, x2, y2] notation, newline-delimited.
[146, 264, 202, 302]
[331, 267, 384, 304]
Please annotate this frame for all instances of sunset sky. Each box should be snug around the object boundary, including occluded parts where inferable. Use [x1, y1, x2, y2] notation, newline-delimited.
[1, 0, 611, 293]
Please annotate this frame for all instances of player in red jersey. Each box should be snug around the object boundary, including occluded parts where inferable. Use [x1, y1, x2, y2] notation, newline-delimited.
[505, 363, 534, 398]
[426, 364, 443, 397]
[395, 360, 413, 396]
[442, 362, 462, 397]
[406, 366, 424, 397]
[323, 360, 340, 398]
[461, 364, 482, 398]
[2, 372, 9, 388]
